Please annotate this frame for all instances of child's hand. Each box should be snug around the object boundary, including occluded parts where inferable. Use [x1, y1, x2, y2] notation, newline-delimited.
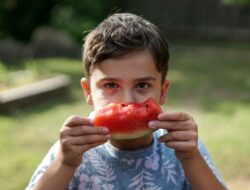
[57, 115, 110, 168]
[149, 112, 198, 161]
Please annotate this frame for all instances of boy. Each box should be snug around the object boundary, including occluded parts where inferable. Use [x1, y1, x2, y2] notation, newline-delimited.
[26, 13, 226, 190]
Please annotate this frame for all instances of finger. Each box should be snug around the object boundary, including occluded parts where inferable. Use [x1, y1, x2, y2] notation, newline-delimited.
[60, 126, 109, 138]
[164, 141, 197, 151]
[159, 131, 198, 142]
[158, 112, 192, 121]
[63, 115, 93, 127]
[76, 141, 107, 153]
[148, 120, 195, 131]
[65, 134, 110, 145]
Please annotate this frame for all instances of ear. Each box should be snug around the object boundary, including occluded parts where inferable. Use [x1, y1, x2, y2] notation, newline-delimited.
[81, 78, 93, 105]
[159, 80, 170, 105]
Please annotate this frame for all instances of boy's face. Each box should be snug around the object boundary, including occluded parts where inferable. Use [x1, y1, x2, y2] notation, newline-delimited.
[81, 50, 170, 109]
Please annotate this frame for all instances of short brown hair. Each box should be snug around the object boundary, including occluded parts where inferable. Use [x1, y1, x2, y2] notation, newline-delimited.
[83, 13, 169, 83]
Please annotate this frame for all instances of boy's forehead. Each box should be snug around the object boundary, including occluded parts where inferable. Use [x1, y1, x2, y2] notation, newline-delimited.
[89, 50, 161, 82]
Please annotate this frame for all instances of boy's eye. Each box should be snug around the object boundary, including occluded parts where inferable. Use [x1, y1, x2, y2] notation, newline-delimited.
[104, 82, 119, 88]
[136, 82, 151, 89]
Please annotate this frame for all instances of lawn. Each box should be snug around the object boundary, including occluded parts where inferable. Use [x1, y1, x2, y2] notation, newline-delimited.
[0, 41, 250, 190]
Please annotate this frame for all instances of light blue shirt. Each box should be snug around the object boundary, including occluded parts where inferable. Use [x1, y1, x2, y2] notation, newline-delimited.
[26, 129, 226, 190]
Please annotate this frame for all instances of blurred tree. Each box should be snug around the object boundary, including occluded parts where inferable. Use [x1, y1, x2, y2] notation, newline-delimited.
[0, 0, 59, 41]
[222, 0, 250, 5]
[0, 0, 114, 42]
[49, 0, 114, 41]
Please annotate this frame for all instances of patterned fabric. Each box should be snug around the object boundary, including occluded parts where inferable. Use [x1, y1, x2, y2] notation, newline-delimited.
[26, 129, 225, 190]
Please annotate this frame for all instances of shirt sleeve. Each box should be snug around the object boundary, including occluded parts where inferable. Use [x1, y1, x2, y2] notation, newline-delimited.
[25, 141, 60, 190]
[197, 139, 228, 189]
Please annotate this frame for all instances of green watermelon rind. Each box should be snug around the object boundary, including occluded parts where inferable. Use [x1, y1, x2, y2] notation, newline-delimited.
[111, 128, 157, 140]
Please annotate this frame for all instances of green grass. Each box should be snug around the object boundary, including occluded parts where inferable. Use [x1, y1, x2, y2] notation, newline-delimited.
[0, 41, 250, 189]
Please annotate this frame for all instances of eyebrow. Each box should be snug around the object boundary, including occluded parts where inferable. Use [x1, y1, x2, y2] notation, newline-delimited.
[98, 77, 120, 82]
[134, 77, 157, 82]
[98, 76, 157, 82]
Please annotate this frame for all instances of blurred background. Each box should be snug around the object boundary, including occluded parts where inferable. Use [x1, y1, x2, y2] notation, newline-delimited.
[0, 0, 249, 189]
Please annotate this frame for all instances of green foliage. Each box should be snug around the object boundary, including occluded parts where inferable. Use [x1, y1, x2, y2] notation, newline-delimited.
[222, 0, 250, 5]
[0, 0, 114, 41]
[0, 0, 58, 41]
[49, 0, 114, 41]
[0, 61, 7, 74]
[0, 62, 9, 91]
[0, 60, 53, 91]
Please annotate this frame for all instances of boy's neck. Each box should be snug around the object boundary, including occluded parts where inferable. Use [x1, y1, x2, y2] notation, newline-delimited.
[109, 134, 153, 150]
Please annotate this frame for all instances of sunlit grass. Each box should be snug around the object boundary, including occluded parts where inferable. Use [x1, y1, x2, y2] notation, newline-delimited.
[167, 42, 250, 189]
[0, 99, 93, 189]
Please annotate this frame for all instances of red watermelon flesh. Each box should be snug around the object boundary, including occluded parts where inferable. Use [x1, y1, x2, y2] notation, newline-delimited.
[93, 97, 162, 140]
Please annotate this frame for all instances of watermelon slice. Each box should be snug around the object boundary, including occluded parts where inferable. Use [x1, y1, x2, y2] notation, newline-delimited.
[92, 97, 162, 140]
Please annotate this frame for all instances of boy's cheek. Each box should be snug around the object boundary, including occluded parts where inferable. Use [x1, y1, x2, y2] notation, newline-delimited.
[91, 94, 115, 109]
[91, 90, 122, 106]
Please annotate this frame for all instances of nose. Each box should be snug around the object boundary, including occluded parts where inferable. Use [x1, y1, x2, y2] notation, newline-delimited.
[122, 89, 135, 103]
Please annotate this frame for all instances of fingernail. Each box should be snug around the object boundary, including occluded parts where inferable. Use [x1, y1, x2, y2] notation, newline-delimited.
[157, 113, 165, 120]
[148, 121, 157, 128]
[105, 134, 111, 139]
[102, 127, 109, 134]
